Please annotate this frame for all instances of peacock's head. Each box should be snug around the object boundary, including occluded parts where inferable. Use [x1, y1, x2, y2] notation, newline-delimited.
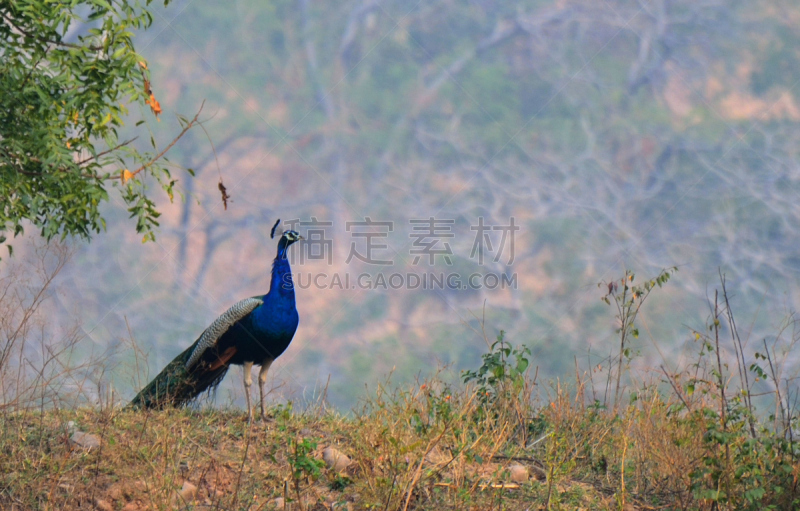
[270, 219, 304, 258]
[280, 229, 304, 245]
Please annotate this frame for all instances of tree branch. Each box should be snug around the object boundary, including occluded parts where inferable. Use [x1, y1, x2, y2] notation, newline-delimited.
[0, 11, 103, 52]
[77, 137, 138, 167]
[117, 101, 204, 180]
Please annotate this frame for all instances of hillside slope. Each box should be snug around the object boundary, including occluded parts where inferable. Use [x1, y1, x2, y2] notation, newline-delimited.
[2, 367, 796, 510]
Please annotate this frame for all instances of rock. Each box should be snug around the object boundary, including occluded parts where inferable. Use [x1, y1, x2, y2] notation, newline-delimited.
[70, 430, 101, 450]
[270, 497, 285, 509]
[322, 446, 351, 472]
[508, 463, 529, 483]
[94, 498, 113, 511]
[121, 502, 141, 511]
[176, 481, 198, 503]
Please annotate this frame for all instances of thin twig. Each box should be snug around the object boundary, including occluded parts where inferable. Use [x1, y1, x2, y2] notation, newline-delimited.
[762, 339, 787, 434]
[196, 116, 224, 183]
[230, 422, 252, 510]
[402, 421, 451, 511]
[720, 270, 757, 438]
[77, 138, 138, 167]
[122, 101, 205, 180]
[713, 291, 731, 486]
[660, 365, 691, 411]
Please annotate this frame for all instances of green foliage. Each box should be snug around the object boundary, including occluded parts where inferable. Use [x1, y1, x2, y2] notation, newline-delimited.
[600, 268, 677, 405]
[677, 292, 800, 511]
[288, 436, 325, 482]
[287, 434, 326, 510]
[328, 473, 352, 491]
[0, 0, 194, 252]
[542, 426, 577, 510]
[411, 383, 455, 435]
[273, 401, 294, 431]
[686, 394, 800, 510]
[462, 330, 530, 405]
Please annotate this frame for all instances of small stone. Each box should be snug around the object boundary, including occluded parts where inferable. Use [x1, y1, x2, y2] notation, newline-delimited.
[270, 497, 285, 509]
[322, 447, 351, 472]
[508, 463, 529, 483]
[94, 498, 113, 511]
[177, 481, 198, 503]
[70, 430, 101, 449]
[121, 502, 141, 511]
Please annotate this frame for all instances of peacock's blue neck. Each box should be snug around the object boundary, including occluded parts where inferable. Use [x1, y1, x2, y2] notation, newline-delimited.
[269, 254, 295, 300]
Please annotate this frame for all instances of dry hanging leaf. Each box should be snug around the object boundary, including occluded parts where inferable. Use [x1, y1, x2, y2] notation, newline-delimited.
[121, 169, 133, 183]
[218, 180, 230, 210]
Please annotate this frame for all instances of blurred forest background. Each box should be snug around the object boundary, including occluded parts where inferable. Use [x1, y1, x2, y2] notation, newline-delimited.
[8, 0, 800, 410]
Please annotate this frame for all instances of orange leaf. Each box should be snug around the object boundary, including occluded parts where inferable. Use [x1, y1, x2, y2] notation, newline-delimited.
[145, 93, 161, 117]
[121, 169, 133, 183]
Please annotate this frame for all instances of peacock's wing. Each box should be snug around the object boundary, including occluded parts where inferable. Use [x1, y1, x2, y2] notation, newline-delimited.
[185, 297, 263, 369]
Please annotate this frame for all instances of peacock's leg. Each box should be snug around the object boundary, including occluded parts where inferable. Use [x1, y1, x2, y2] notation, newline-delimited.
[243, 361, 254, 421]
[258, 359, 274, 421]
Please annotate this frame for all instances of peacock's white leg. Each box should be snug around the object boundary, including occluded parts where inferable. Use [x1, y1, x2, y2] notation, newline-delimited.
[258, 359, 274, 421]
[243, 361, 254, 421]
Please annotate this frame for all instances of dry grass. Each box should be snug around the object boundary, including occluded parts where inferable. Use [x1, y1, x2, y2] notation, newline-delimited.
[0, 253, 797, 510]
[0, 386, 622, 511]
[0, 367, 797, 511]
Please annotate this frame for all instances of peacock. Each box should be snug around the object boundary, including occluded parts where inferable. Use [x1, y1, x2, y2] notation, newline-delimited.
[130, 219, 303, 421]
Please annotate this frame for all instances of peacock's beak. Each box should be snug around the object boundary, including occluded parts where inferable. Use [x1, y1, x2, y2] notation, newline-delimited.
[297, 234, 305, 241]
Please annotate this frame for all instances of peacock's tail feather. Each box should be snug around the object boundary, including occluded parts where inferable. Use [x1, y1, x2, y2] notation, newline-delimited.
[129, 342, 230, 409]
